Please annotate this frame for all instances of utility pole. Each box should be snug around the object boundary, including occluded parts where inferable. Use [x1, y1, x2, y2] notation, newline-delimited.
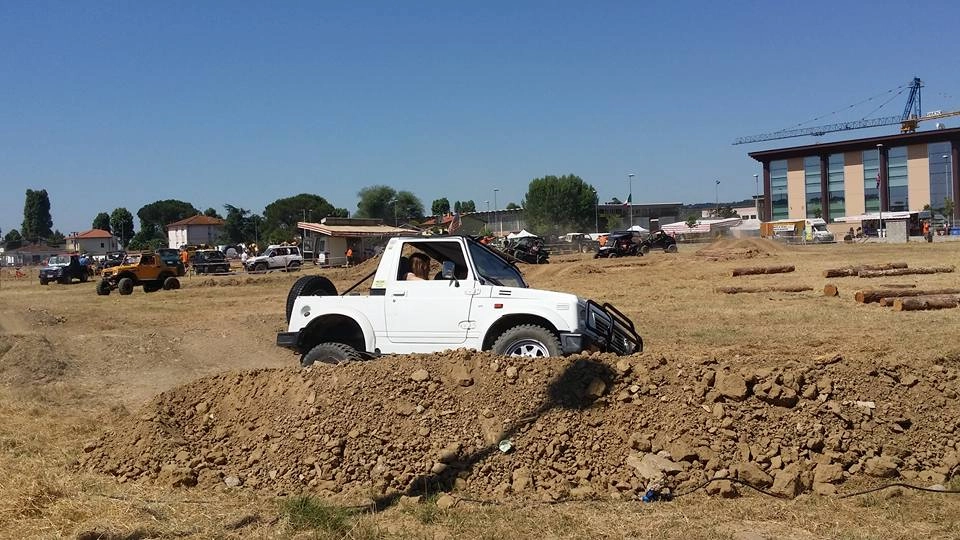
[715, 180, 720, 217]
[627, 173, 635, 226]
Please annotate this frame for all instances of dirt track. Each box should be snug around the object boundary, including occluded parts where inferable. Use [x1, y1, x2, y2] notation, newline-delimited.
[2, 239, 960, 538]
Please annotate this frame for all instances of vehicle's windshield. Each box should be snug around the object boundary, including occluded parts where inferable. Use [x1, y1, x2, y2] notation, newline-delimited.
[47, 256, 70, 266]
[813, 223, 829, 232]
[468, 241, 527, 288]
[123, 255, 142, 265]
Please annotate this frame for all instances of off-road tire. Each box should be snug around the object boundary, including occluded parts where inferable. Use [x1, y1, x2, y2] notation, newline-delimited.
[286, 275, 338, 323]
[665, 244, 678, 253]
[118, 277, 135, 295]
[143, 282, 162, 293]
[254, 262, 268, 272]
[40, 278, 48, 286]
[301, 342, 361, 367]
[287, 260, 302, 272]
[491, 324, 562, 358]
[96, 280, 111, 296]
[639, 245, 651, 255]
[163, 277, 181, 291]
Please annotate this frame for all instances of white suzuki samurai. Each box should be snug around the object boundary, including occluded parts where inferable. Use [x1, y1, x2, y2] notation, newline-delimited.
[277, 235, 641, 366]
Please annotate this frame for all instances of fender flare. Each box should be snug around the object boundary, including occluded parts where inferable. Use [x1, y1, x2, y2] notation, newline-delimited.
[299, 306, 377, 353]
[478, 306, 575, 347]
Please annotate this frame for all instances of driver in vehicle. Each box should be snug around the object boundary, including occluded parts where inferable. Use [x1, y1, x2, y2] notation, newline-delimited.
[406, 253, 431, 281]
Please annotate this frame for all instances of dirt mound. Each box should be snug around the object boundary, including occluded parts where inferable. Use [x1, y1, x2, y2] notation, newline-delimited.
[696, 238, 785, 261]
[0, 335, 69, 385]
[81, 351, 960, 501]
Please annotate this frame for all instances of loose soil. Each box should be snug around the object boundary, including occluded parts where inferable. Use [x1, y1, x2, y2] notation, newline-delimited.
[2, 240, 960, 538]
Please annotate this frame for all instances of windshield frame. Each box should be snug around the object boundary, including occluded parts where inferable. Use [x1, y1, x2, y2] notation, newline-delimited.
[467, 239, 528, 288]
[47, 256, 71, 266]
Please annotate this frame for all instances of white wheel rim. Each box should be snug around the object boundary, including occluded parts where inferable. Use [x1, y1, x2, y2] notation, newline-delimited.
[505, 339, 550, 357]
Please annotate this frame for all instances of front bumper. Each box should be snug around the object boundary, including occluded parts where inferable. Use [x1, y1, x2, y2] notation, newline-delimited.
[575, 300, 643, 356]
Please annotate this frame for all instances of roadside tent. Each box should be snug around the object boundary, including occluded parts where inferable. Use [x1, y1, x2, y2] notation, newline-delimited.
[627, 225, 649, 233]
[507, 229, 537, 239]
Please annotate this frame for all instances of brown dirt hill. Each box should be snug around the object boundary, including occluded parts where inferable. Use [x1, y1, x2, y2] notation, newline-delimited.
[696, 238, 787, 261]
[81, 350, 960, 502]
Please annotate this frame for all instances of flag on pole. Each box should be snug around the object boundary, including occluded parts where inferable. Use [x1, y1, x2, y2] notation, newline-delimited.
[623, 194, 632, 207]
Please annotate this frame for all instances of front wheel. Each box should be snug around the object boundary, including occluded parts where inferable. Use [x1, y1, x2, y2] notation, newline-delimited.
[301, 342, 362, 367]
[96, 280, 111, 296]
[639, 245, 651, 255]
[40, 278, 48, 286]
[80, 273, 88, 283]
[118, 277, 134, 295]
[492, 325, 562, 357]
[254, 262, 268, 272]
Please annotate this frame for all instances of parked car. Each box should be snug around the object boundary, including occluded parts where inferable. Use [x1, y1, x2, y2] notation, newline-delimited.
[244, 245, 303, 272]
[156, 248, 187, 276]
[192, 249, 231, 274]
[39, 254, 89, 285]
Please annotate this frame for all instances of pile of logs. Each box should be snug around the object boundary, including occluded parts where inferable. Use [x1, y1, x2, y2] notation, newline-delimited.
[823, 262, 954, 278]
[854, 287, 960, 311]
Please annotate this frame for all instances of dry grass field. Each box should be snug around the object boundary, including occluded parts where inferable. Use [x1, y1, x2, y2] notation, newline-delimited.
[2, 238, 960, 539]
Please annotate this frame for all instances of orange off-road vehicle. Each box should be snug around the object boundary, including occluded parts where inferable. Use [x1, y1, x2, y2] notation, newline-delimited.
[96, 252, 182, 296]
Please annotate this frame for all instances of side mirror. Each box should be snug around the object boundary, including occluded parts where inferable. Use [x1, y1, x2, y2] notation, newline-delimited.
[441, 260, 456, 280]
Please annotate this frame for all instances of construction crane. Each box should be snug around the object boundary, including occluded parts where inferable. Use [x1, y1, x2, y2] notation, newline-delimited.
[733, 77, 960, 145]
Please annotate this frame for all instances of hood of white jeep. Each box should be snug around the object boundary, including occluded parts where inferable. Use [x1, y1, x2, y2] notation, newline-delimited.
[487, 285, 578, 304]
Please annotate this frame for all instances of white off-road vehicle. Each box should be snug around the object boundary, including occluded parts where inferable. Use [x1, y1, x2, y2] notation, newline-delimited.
[245, 245, 303, 272]
[278, 235, 641, 366]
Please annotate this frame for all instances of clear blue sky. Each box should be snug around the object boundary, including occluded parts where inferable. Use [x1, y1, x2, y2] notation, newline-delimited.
[3, 0, 960, 235]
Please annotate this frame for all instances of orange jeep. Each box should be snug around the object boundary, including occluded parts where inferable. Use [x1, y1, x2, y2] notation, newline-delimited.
[96, 252, 182, 295]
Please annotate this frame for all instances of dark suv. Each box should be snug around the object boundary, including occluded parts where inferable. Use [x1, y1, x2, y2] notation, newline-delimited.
[156, 248, 187, 276]
[39, 254, 89, 285]
[192, 249, 231, 274]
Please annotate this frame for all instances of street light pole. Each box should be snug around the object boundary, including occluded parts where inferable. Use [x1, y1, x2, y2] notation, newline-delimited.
[493, 188, 501, 236]
[944, 154, 952, 226]
[753, 173, 760, 218]
[627, 173, 635, 226]
[715, 180, 720, 217]
[877, 143, 884, 237]
[592, 189, 599, 234]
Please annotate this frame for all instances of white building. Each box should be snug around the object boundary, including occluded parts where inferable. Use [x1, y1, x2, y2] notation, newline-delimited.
[167, 215, 225, 248]
[65, 229, 118, 256]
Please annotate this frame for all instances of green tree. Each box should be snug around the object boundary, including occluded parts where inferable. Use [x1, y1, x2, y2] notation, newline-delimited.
[92, 212, 112, 232]
[3, 229, 23, 249]
[452, 200, 476, 213]
[137, 200, 199, 233]
[203, 207, 222, 219]
[521, 174, 597, 236]
[221, 204, 264, 244]
[22, 189, 53, 243]
[48, 229, 65, 246]
[127, 224, 167, 251]
[263, 194, 347, 243]
[685, 215, 699, 229]
[717, 206, 740, 219]
[431, 198, 450, 216]
[110, 207, 135, 247]
[355, 186, 423, 225]
[505, 202, 520, 210]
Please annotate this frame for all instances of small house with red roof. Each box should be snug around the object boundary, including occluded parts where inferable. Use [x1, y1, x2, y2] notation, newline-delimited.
[66, 229, 118, 256]
[167, 215, 226, 248]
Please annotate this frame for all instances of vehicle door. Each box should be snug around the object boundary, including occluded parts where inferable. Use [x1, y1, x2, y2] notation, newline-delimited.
[384, 240, 476, 345]
[138, 254, 161, 281]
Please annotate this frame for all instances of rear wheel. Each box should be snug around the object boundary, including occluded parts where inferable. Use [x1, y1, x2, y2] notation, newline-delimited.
[163, 277, 181, 290]
[286, 275, 337, 323]
[287, 260, 301, 272]
[118, 277, 135, 295]
[639, 245, 651, 255]
[301, 342, 361, 367]
[492, 325, 562, 358]
[665, 244, 678, 253]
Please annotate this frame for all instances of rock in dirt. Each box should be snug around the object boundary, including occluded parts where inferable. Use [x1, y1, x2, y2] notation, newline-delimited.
[716, 373, 749, 401]
[627, 452, 682, 480]
[410, 369, 430, 382]
[736, 462, 773, 488]
[864, 456, 900, 478]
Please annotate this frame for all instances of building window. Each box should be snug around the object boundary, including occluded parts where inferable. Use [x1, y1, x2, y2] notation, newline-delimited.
[100, 242, 105, 248]
[928, 142, 952, 214]
[771, 160, 788, 220]
[863, 149, 880, 213]
[828, 153, 845, 217]
[804, 156, 822, 218]
[887, 146, 908, 211]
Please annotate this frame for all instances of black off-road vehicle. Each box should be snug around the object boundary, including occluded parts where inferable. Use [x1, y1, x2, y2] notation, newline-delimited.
[638, 231, 678, 254]
[594, 231, 642, 258]
[192, 249, 231, 274]
[39, 254, 89, 285]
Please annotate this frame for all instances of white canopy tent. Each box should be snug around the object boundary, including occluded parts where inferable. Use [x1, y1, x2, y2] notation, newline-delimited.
[507, 229, 537, 239]
[627, 224, 649, 233]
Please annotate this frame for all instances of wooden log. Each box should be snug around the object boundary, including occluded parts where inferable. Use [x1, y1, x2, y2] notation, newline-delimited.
[731, 265, 795, 277]
[823, 262, 908, 278]
[854, 288, 960, 304]
[893, 295, 960, 311]
[717, 285, 813, 294]
[823, 284, 839, 297]
[858, 266, 955, 278]
[876, 284, 916, 289]
[879, 297, 897, 307]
